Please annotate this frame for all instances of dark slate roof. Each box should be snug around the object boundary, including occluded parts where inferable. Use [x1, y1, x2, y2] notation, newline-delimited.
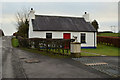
[32, 15, 96, 32]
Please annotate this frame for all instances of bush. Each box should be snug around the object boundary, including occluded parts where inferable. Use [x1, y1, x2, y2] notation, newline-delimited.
[12, 37, 19, 47]
[18, 36, 30, 48]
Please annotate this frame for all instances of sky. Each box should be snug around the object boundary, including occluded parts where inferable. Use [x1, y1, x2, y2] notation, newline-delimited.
[0, 1, 119, 35]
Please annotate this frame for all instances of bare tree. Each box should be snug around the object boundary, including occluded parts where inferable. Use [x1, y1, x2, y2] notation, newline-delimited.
[16, 8, 29, 28]
[15, 8, 29, 38]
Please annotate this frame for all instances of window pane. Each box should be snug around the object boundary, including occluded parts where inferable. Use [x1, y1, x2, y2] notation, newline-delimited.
[46, 33, 52, 39]
[81, 33, 86, 43]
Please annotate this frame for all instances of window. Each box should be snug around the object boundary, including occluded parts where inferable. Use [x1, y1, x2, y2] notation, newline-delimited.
[46, 33, 52, 39]
[81, 33, 86, 43]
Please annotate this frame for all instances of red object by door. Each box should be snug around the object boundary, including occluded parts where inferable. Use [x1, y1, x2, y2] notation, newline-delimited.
[63, 33, 71, 39]
[63, 33, 71, 49]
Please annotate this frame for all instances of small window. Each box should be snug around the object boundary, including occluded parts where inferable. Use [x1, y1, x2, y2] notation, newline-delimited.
[46, 33, 52, 39]
[81, 33, 86, 43]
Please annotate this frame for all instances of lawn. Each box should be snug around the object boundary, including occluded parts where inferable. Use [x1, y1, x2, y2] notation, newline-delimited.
[97, 33, 119, 37]
[81, 44, 119, 56]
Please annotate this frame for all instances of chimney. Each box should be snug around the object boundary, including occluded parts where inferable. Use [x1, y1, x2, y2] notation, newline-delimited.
[28, 8, 35, 20]
[83, 12, 89, 22]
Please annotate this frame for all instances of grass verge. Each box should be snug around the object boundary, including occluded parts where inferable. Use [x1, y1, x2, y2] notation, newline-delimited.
[19, 43, 119, 57]
[20, 47, 71, 58]
[20, 47, 100, 57]
[81, 52, 99, 56]
[81, 44, 119, 56]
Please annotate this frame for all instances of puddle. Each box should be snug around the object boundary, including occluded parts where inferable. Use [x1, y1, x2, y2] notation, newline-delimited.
[19, 57, 27, 59]
[25, 59, 40, 63]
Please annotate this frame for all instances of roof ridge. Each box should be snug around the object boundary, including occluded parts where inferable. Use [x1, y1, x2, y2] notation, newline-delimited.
[35, 15, 84, 19]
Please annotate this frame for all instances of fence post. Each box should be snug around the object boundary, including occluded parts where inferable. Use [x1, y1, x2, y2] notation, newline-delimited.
[46, 40, 48, 52]
[62, 40, 65, 54]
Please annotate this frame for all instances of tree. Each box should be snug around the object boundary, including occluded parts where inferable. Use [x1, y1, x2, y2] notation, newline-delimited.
[91, 20, 99, 31]
[15, 9, 29, 38]
[0, 29, 4, 36]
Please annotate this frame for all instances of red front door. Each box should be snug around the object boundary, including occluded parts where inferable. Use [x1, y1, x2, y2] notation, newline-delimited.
[63, 33, 71, 49]
[63, 33, 71, 39]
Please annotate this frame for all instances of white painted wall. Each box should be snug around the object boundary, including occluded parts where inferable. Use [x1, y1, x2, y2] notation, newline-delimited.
[80, 32, 96, 47]
[29, 24, 97, 47]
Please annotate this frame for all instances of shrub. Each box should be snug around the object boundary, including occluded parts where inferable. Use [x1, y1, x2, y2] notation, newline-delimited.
[12, 37, 19, 47]
[18, 36, 29, 48]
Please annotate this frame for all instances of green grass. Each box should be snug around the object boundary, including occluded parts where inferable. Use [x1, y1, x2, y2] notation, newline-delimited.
[81, 52, 99, 56]
[20, 47, 104, 57]
[97, 33, 119, 37]
[81, 44, 119, 56]
[20, 43, 119, 57]
[11, 37, 19, 47]
[20, 47, 71, 58]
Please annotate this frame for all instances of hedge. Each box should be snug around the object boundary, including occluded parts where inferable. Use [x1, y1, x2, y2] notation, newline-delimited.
[97, 36, 120, 47]
[17, 36, 75, 55]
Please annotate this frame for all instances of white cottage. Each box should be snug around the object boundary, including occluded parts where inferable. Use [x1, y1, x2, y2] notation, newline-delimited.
[28, 8, 97, 48]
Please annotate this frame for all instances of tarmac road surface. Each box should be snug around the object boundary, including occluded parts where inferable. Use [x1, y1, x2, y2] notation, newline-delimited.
[2, 36, 26, 78]
[2, 36, 119, 79]
[0, 37, 2, 79]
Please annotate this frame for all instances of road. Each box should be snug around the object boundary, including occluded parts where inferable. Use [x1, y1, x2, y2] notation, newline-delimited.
[1, 36, 119, 79]
[0, 37, 2, 79]
[2, 36, 26, 78]
[2, 36, 15, 78]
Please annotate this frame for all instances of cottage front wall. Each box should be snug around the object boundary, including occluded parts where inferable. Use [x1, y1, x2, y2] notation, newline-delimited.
[29, 28, 96, 48]
[52, 32, 63, 39]
[81, 32, 97, 47]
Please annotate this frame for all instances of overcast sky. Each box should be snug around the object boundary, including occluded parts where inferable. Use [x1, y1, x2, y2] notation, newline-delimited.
[0, 2, 119, 35]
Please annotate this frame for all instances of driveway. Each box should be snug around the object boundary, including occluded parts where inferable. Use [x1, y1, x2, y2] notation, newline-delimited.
[2, 36, 119, 78]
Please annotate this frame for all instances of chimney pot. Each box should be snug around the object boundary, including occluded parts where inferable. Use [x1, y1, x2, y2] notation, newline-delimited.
[31, 8, 33, 10]
[83, 12, 89, 22]
[29, 8, 35, 20]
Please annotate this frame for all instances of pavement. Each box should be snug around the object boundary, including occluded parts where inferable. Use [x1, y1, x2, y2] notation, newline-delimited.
[1, 36, 119, 79]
